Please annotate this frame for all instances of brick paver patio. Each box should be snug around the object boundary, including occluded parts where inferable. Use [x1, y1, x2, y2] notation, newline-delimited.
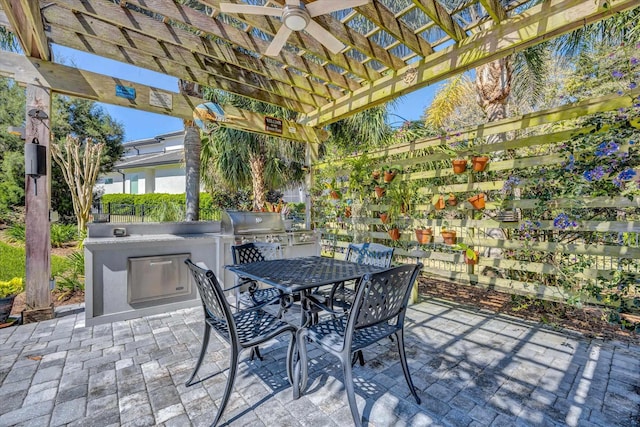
[0, 298, 638, 426]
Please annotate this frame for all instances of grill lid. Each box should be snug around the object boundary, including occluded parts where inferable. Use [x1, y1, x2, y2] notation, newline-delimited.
[221, 210, 285, 235]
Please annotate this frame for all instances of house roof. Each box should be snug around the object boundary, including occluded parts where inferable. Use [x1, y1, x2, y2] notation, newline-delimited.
[115, 149, 184, 170]
[122, 131, 184, 148]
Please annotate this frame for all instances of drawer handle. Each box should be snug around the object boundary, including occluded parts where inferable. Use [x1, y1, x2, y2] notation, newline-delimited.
[149, 261, 173, 266]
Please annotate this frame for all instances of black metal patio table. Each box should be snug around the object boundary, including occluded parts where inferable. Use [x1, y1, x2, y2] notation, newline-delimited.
[225, 256, 385, 295]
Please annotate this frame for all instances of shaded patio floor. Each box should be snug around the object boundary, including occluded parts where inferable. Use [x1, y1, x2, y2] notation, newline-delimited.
[1, 298, 639, 426]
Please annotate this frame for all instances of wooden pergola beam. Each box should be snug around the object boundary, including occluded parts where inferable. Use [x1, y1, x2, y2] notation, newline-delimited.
[201, 0, 382, 82]
[0, 0, 49, 59]
[305, 0, 640, 126]
[354, 0, 434, 58]
[411, 0, 467, 41]
[43, 7, 326, 110]
[0, 51, 328, 143]
[54, 0, 357, 92]
[478, 0, 508, 23]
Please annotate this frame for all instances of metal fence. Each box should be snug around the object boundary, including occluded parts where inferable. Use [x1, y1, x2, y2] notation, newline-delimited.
[91, 203, 221, 223]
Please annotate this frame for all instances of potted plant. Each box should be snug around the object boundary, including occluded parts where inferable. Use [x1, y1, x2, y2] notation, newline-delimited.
[382, 164, 402, 183]
[471, 155, 490, 172]
[372, 170, 381, 180]
[387, 226, 401, 241]
[374, 185, 386, 198]
[467, 193, 486, 210]
[379, 212, 390, 224]
[432, 194, 446, 210]
[415, 227, 433, 244]
[452, 159, 467, 174]
[325, 178, 342, 200]
[455, 243, 479, 265]
[441, 227, 457, 245]
[0, 277, 23, 324]
[447, 193, 457, 206]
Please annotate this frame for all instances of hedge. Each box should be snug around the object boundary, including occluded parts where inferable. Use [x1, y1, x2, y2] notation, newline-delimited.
[101, 193, 214, 210]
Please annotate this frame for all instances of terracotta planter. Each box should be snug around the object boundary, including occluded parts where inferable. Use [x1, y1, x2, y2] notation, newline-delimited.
[447, 194, 457, 206]
[383, 171, 397, 183]
[452, 159, 467, 174]
[379, 213, 389, 224]
[374, 186, 386, 198]
[388, 228, 401, 241]
[329, 190, 340, 200]
[344, 206, 352, 218]
[464, 250, 479, 265]
[0, 295, 16, 324]
[472, 156, 489, 172]
[441, 230, 457, 245]
[415, 228, 433, 244]
[433, 196, 446, 210]
[372, 170, 381, 180]
[468, 193, 485, 210]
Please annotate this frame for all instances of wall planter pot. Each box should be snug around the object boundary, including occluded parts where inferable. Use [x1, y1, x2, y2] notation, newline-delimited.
[388, 228, 401, 241]
[452, 159, 467, 174]
[464, 250, 479, 265]
[441, 230, 457, 245]
[415, 228, 433, 244]
[468, 193, 485, 210]
[447, 194, 457, 206]
[379, 213, 389, 224]
[0, 295, 16, 324]
[372, 170, 381, 180]
[374, 186, 386, 198]
[472, 156, 490, 172]
[433, 196, 446, 210]
[344, 206, 352, 218]
[329, 190, 341, 200]
[383, 171, 397, 183]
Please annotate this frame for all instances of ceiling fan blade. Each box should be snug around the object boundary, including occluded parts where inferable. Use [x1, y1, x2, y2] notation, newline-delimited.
[307, 0, 370, 17]
[265, 26, 293, 56]
[305, 20, 345, 54]
[285, 0, 299, 5]
[219, 3, 282, 17]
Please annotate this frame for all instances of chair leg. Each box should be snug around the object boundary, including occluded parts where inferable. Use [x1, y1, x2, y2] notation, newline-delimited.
[351, 350, 365, 367]
[250, 346, 263, 361]
[212, 344, 239, 427]
[342, 352, 363, 427]
[186, 323, 211, 386]
[395, 330, 421, 404]
[286, 332, 296, 386]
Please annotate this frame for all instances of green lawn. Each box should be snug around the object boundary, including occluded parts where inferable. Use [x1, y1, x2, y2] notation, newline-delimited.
[0, 241, 71, 281]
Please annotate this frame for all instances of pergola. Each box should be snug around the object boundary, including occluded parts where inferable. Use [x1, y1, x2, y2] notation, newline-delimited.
[0, 0, 637, 320]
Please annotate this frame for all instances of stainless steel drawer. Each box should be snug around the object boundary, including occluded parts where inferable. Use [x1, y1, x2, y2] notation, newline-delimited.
[127, 254, 191, 304]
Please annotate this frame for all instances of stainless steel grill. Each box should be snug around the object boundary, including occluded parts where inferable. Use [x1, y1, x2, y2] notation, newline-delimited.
[221, 210, 317, 254]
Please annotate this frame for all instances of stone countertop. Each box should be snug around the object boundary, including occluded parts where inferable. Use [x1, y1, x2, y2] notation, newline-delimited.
[84, 232, 222, 247]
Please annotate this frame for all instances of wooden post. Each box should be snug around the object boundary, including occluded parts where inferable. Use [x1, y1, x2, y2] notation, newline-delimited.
[305, 142, 319, 230]
[23, 84, 53, 323]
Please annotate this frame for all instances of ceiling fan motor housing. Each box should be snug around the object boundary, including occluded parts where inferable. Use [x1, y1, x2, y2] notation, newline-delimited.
[282, 6, 309, 31]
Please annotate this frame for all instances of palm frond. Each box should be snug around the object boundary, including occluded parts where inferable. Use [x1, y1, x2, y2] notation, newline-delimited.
[424, 75, 473, 129]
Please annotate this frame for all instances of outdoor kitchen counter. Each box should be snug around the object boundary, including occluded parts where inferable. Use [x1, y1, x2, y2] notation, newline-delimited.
[84, 222, 223, 326]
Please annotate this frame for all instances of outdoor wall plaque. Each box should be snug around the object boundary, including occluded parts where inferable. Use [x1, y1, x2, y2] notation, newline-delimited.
[115, 85, 136, 100]
[149, 89, 173, 109]
[265, 116, 283, 134]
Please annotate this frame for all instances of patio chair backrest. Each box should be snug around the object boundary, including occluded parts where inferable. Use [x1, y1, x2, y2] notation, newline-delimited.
[345, 243, 394, 268]
[231, 242, 283, 265]
[185, 259, 236, 337]
[347, 263, 422, 332]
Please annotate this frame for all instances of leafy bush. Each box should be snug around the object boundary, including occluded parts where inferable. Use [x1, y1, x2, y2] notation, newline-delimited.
[5, 223, 25, 243]
[146, 202, 185, 222]
[50, 224, 79, 247]
[0, 277, 23, 298]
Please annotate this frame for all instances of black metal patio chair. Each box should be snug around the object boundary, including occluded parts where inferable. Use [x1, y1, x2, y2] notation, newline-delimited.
[184, 259, 296, 427]
[294, 263, 423, 427]
[231, 242, 284, 311]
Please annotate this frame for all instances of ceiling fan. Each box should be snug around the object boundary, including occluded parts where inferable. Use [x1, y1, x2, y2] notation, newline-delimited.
[219, 0, 370, 56]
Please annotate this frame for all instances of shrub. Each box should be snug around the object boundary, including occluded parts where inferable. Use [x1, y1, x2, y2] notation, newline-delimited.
[0, 277, 24, 298]
[5, 223, 25, 243]
[50, 224, 79, 247]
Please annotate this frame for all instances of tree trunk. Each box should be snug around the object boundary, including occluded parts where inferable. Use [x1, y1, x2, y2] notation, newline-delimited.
[475, 56, 512, 144]
[249, 152, 266, 211]
[183, 123, 201, 221]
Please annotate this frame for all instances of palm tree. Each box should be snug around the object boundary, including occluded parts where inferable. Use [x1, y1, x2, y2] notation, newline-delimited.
[0, 27, 20, 52]
[178, 80, 202, 221]
[200, 90, 305, 211]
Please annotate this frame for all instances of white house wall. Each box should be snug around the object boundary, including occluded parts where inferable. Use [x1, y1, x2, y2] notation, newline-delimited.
[155, 166, 186, 193]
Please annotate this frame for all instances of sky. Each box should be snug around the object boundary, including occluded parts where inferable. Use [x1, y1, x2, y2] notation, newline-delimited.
[52, 45, 438, 142]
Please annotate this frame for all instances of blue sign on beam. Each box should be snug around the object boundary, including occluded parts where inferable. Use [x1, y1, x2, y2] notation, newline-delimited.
[115, 85, 136, 100]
